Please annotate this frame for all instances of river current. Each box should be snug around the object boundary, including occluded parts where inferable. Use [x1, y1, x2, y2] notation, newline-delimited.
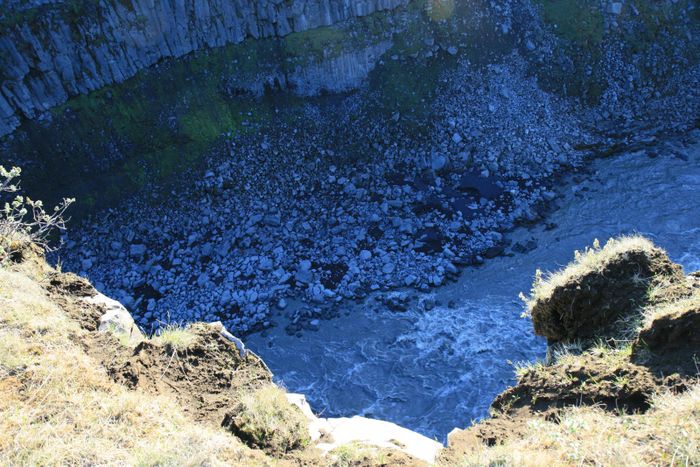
[246, 139, 700, 441]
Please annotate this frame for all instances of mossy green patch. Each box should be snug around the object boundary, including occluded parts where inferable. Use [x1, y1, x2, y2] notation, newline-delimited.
[536, 0, 604, 48]
[534, 0, 697, 102]
[282, 27, 348, 60]
[426, 0, 456, 22]
[11, 36, 289, 218]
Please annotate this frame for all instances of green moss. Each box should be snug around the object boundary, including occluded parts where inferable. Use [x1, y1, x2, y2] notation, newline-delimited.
[0, 0, 96, 33]
[533, 0, 697, 102]
[14, 35, 289, 217]
[282, 27, 348, 60]
[426, 0, 456, 22]
[536, 0, 604, 48]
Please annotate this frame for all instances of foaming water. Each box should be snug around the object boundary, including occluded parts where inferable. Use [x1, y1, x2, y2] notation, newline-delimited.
[246, 141, 700, 441]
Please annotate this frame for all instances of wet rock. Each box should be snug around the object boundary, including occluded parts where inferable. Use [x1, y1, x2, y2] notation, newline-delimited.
[414, 227, 445, 254]
[457, 173, 503, 200]
[129, 244, 147, 257]
[511, 239, 537, 254]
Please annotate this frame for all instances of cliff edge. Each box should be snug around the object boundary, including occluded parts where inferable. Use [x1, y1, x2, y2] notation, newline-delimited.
[0, 239, 438, 466]
[1, 234, 698, 465]
[439, 236, 700, 466]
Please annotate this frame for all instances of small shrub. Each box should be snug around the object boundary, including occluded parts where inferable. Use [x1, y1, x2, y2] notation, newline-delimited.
[0, 166, 74, 264]
[225, 384, 310, 454]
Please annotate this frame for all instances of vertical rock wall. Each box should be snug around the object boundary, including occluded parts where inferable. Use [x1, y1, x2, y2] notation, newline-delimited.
[0, 0, 409, 137]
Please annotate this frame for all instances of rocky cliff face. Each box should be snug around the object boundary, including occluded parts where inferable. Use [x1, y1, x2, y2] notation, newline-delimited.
[0, 0, 409, 137]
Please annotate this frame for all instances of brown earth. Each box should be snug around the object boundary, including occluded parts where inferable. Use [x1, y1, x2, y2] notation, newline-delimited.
[633, 290, 700, 377]
[111, 323, 272, 425]
[492, 356, 678, 417]
[531, 245, 687, 343]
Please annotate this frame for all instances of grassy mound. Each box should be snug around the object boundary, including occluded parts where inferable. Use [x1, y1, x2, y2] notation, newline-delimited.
[526, 236, 687, 343]
[224, 384, 311, 455]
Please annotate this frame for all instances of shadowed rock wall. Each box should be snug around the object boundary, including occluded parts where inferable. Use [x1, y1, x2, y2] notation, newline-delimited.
[0, 0, 409, 136]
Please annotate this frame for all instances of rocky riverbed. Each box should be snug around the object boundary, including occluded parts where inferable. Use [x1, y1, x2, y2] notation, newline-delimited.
[58, 38, 699, 336]
[58, 52, 590, 334]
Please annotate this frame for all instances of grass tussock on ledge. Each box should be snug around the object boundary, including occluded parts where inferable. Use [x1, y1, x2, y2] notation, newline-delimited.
[0, 264, 265, 466]
[225, 384, 311, 455]
[525, 235, 688, 343]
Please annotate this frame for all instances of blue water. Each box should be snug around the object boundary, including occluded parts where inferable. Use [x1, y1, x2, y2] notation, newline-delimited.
[246, 140, 700, 441]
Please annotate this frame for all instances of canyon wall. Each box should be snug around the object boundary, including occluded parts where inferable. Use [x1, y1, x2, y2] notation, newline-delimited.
[0, 0, 409, 137]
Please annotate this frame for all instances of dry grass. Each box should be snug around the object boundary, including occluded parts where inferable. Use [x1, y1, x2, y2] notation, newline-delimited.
[441, 383, 700, 466]
[228, 384, 311, 454]
[0, 266, 267, 466]
[153, 323, 198, 352]
[642, 290, 700, 328]
[329, 442, 389, 466]
[524, 235, 660, 315]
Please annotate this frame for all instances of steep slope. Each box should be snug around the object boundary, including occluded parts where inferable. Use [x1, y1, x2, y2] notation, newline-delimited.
[0, 239, 439, 465]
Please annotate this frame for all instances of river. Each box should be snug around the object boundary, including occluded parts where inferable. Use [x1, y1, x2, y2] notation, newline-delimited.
[246, 137, 700, 441]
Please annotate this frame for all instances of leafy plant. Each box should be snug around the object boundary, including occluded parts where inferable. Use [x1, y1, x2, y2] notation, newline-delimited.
[0, 166, 74, 263]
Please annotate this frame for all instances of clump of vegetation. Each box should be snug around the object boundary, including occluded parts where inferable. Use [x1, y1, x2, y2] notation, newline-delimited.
[522, 235, 686, 343]
[226, 384, 311, 454]
[152, 324, 198, 353]
[330, 442, 389, 466]
[0, 166, 74, 264]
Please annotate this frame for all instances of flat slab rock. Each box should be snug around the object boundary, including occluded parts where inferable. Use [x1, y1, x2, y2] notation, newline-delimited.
[286, 393, 442, 463]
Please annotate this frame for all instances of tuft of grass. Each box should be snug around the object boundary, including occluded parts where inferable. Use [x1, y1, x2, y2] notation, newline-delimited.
[228, 384, 311, 454]
[330, 442, 389, 467]
[511, 359, 546, 380]
[524, 236, 660, 315]
[153, 324, 197, 353]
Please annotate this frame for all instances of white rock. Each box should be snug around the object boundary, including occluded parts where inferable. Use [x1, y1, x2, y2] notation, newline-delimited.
[287, 394, 442, 464]
[87, 292, 144, 344]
